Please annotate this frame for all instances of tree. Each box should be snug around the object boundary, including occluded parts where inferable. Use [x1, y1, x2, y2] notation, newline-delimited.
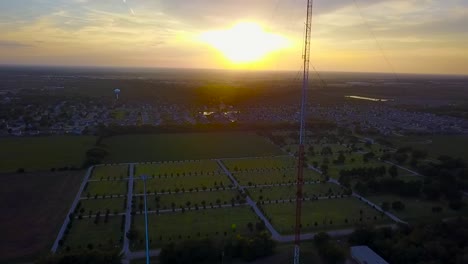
[392, 201, 405, 211]
[389, 165, 398, 178]
[381, 201, 390, 211]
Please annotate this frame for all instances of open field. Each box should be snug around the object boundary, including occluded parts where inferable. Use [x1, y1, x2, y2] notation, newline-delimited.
[135, 160, 222, 176]
[390, 135, 468, 161]
[62, 217, 123, 250]
[102, 133, 284, 163]
[0, 136, 96, 173]
[135, 190, 241, 210]
[262, 198, 389, 234]
[82, 180, 128, 197]
[90, 165, 128, 180]
[247, 183, 345, 202]
[133, 173, 232, 193]
[131, 207, 260, 249]
[78, 197, 126, 214]
[0, 171, 84, 263]
[222, 156, 295, 171]
[231, 169, 322, 186]
[367, 195, 468, 222]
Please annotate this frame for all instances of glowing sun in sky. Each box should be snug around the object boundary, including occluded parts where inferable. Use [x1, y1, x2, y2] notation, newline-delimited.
[200, 22, 290, 64]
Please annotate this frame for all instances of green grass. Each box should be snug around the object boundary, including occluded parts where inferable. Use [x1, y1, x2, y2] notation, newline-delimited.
[82, 181, 128, 197]
[102, 133, 284, 163]
[0, 136, 96, 173]
[232, 169, 322, 186]
[78, 198, 126, 214]
[247, 183, 345, 202]
[134, 190, 241, 211]
[133, 174, 232, 193]
[63, 217, 123, 250]
[367, 195, 468, 222]
[390, 135, 468, 161]
[222, 156, 295, 171]
[131, 207, 260, 249]
[135, 161, 222, 176]
[90, 165, 128, 179]
[0, 171, 84, 263]
[262, 198, 389, 234]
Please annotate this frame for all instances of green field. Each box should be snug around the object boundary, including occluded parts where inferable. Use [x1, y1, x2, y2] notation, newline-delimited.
[231, 169, 322, 186]
[390, 135, 468, 161]
[262, 198, 389, 234]
[0, 136, 96, 173]
[247, 183, 345, 202]
[82, 181, 128, 197]
[63, 217, 123, 250]
[367, 195, 468, 222]
[90, 165, 128, 180]
[133, 174, 232, 193]
[102, 133, 284, 163]
[0, 171, 84, 263]
[131, 207, 260, 249]
[134, 190, 241, 211]
[222, 156, 295, 171]
[78, 198, 126, 214]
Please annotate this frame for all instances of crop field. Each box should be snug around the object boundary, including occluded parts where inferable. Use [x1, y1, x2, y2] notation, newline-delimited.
[62, 217, 124, 251]
[0, 136, 96, 173]
[78, 198, 126, 214]
[136, 160, 222, 176]
[367, 195, 468, 222]
[130, 207, 260, 249]
[133, 173, 232, 194]
[134, 190, 242, 211]
[231, 169, 322, 186]
[262, 198, 389, 234]
[90, 165, 128, 180]
[102, 133, 284, 163]
[247, 183, 345, 202]
[222, 156, 295, 171]
[82, 181, 128, 197]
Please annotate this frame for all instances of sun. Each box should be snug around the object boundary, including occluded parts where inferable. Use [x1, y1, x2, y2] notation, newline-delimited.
[200, 22, 289, 64]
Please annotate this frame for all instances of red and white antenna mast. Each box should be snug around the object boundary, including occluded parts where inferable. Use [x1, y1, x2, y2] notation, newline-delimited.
[294, 0, 313, 263]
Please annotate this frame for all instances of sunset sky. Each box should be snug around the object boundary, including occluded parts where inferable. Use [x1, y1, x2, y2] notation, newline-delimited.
[0, 0, 467, 74]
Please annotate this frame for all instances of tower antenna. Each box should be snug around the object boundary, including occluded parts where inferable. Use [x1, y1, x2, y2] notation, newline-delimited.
[294, 0, 313, 263]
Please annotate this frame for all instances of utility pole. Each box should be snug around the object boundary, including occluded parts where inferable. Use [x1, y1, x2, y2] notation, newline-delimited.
[294, 1, 313, 263]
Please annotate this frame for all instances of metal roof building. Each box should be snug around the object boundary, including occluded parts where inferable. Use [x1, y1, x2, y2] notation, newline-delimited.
[350, 246, 389, 264]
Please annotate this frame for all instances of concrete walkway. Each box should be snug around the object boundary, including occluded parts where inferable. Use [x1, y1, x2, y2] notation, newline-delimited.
[51, 166, 95, 253]
[122, 164, 135, 257]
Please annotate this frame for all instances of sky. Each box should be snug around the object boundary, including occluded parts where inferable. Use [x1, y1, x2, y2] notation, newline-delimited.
[0, 0, 467, 74]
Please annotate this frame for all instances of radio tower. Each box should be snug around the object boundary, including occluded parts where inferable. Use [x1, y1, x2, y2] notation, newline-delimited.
[294, 0, 313, 264]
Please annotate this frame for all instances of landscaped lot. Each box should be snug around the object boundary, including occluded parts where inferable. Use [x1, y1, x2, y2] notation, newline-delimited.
[78, 197, 126, 214]
[131, 207, 260, 249]
[232, 169, 322, 186]
[90, 165, 128, 180]
[62, 217, 123, 251]
[222, 156, 295, 171]
[136, 160, 221, 175]
[262, 198, 389, 234]
[247, 183, 345, 202]
[82, 181, 128, 197]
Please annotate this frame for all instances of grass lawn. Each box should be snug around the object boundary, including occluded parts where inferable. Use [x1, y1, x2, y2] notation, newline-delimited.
[63, 216, 123, 251]
[247, 183, 345, 202]
[0, 171, 84, 263]
[82, 181, 128, 197]
[102, 133, 284, 163]
[135, 160, 221, 175]
[232, 169, 322, 186]
[367, 195, 468, 222]
[0, 136, 96, 173]
[134, 190, 241, 211]
[78, 197, 126, 214]
[90, 165, 128, 180]
[131, 207, 260, 249]
[133, 174, 232, 193]
[222, 156, 295, 171]
[262, 198, 389, 234]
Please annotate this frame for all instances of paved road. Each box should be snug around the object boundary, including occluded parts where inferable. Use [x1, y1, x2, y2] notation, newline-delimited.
[122, 164, 135, 257]
[51, 166, 94, 253]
